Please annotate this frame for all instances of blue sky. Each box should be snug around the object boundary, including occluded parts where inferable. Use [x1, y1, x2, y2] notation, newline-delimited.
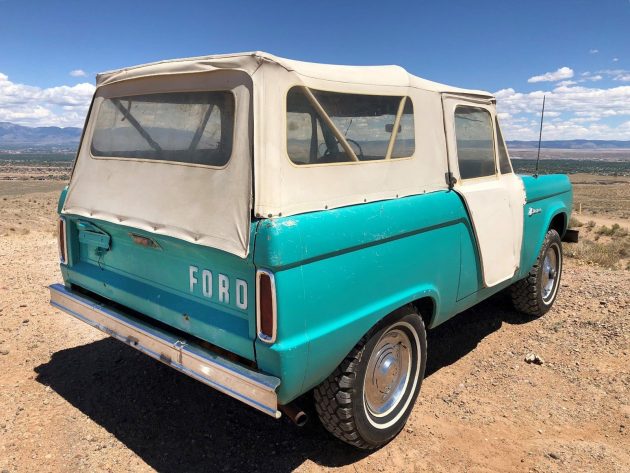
[1, 0, 629, 139]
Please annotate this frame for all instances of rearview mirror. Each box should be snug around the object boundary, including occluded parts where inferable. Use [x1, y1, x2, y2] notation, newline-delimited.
[385, 123, 401, 133]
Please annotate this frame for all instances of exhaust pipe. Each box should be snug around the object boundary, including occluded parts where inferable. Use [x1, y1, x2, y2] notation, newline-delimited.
[280, 403, 308, 427]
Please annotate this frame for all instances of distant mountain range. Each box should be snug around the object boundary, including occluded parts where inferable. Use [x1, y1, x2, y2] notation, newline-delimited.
[0, 122, 81, 151]
[1, 121, 629, 152]
[507, 139, 630, 149]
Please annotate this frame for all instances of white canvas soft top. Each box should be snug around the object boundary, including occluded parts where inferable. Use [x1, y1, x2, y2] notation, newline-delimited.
[64, 52, 496, 258]
[96, 51, 493, 98]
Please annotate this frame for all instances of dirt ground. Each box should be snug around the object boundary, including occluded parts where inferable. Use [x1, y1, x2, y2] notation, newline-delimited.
[570, 174, 630, 220]
[0, 184, 629, 473]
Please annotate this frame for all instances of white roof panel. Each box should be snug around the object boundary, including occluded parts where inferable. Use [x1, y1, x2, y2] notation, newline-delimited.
[96, 51, 493, 98]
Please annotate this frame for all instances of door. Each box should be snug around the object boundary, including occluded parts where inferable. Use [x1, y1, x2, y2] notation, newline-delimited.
[443, 95, 525, 288]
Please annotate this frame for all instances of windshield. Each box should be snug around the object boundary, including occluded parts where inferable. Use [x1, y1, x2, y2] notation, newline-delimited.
[91, 91, 235, 167]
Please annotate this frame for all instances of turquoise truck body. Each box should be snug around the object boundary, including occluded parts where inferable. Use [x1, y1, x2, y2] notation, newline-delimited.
[49, 53, 575, 426]
[56, 173, 572, 405]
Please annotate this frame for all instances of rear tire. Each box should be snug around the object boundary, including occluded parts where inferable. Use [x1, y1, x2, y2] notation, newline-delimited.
[313, 306, 427, 449]
[511, 229, 563, 317]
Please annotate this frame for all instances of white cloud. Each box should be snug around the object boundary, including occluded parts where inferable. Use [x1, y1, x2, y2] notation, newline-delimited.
[589, 49, 599, 54]
[0, 72, 95, 127]
[582, 69, 630, 82]
[612, 57, 619, 62]
[495, 83, 630, 140]
[527, 66, 574, 83]
[69, 69, 87, 77]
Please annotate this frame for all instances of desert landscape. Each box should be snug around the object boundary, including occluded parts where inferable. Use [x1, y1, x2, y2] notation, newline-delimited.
[0, 157, 629, 472]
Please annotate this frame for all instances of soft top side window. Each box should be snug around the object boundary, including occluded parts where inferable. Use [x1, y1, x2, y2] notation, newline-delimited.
[286, 87, 415, 165]
[495, 118, 513, 174]
[454, 106, 496, 180]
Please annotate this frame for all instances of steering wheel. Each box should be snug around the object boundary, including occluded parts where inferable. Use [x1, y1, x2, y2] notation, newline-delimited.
[319, 139, 364, 161]
[345, 138, 364, 160]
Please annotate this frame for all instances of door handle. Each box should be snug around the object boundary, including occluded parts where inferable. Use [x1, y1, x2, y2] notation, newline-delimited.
[445, 172, 458, 187]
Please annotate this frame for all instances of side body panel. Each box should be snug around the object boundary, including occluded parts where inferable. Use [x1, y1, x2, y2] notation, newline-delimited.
[254, 174, 572, 404]
[254, 191, 475, 403]
[442, 174, 572, 317]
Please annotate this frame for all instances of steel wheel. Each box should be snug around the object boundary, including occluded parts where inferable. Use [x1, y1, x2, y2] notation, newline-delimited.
[511, 229, 563, 317]
[364, 328, 412, 418]
[541, 242, 561, 304]
[314, 306, 427, 449]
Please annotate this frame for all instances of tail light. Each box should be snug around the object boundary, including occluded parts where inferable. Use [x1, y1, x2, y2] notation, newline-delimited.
[58, 217, 68, 264]
[256, 269, 277, 343]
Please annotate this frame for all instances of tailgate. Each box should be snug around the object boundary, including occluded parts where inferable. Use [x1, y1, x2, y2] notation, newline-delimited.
[61, 216, 258, 361]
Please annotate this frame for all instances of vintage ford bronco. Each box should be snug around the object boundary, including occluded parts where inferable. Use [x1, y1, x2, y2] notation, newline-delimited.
[49, 52, 573, 449]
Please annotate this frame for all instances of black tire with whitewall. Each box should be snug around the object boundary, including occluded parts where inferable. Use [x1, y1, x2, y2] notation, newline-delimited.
[313, 306, 427, 449]
[511, 229, 563, 317]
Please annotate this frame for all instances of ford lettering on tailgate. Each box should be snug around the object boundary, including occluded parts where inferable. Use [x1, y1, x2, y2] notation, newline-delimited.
[188, 265, 248, 310]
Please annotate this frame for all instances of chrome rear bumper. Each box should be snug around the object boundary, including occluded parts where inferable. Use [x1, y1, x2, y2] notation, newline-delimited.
[48, 283, 281, 418]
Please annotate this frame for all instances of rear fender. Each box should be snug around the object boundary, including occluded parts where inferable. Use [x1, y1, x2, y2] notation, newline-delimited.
[57, 185, 69, 214]
[298, 284, 440, 399]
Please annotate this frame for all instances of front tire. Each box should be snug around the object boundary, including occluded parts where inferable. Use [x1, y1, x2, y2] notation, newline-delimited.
[511, 228, 563, 317]
[314, 306, 427, 449]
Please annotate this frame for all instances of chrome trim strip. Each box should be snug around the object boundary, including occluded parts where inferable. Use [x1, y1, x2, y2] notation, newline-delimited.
[255, 269, 277, 344]
[48, 283, 281, 418]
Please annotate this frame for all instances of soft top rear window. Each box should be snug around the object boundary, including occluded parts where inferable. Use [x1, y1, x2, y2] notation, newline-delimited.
[91, 91, 234, 167]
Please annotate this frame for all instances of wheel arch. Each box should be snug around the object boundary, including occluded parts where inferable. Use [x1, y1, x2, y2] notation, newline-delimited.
[510, 225, 563, 317]
[522, 204, 569, 279]
[313, 304, 428, 449]
[412, 296, 437, 330]
[548, 211, 568, 238]
[298, 286, 439, 401]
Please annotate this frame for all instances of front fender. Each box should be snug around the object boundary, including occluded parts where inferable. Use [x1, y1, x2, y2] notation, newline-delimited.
[519, 175, 572, 278]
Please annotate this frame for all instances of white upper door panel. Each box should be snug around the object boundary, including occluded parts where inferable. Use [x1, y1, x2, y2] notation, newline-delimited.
[442, 96, 525, 288]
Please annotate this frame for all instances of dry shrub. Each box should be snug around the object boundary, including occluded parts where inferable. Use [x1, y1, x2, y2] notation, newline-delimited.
[596, 223, 629, 238]
[569, 216, 583, 228]
[566, 238, 630, 270]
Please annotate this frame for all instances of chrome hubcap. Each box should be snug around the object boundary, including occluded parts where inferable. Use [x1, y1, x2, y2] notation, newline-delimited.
[541, 244, 560, 303]
[364, 328, 412, 417]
